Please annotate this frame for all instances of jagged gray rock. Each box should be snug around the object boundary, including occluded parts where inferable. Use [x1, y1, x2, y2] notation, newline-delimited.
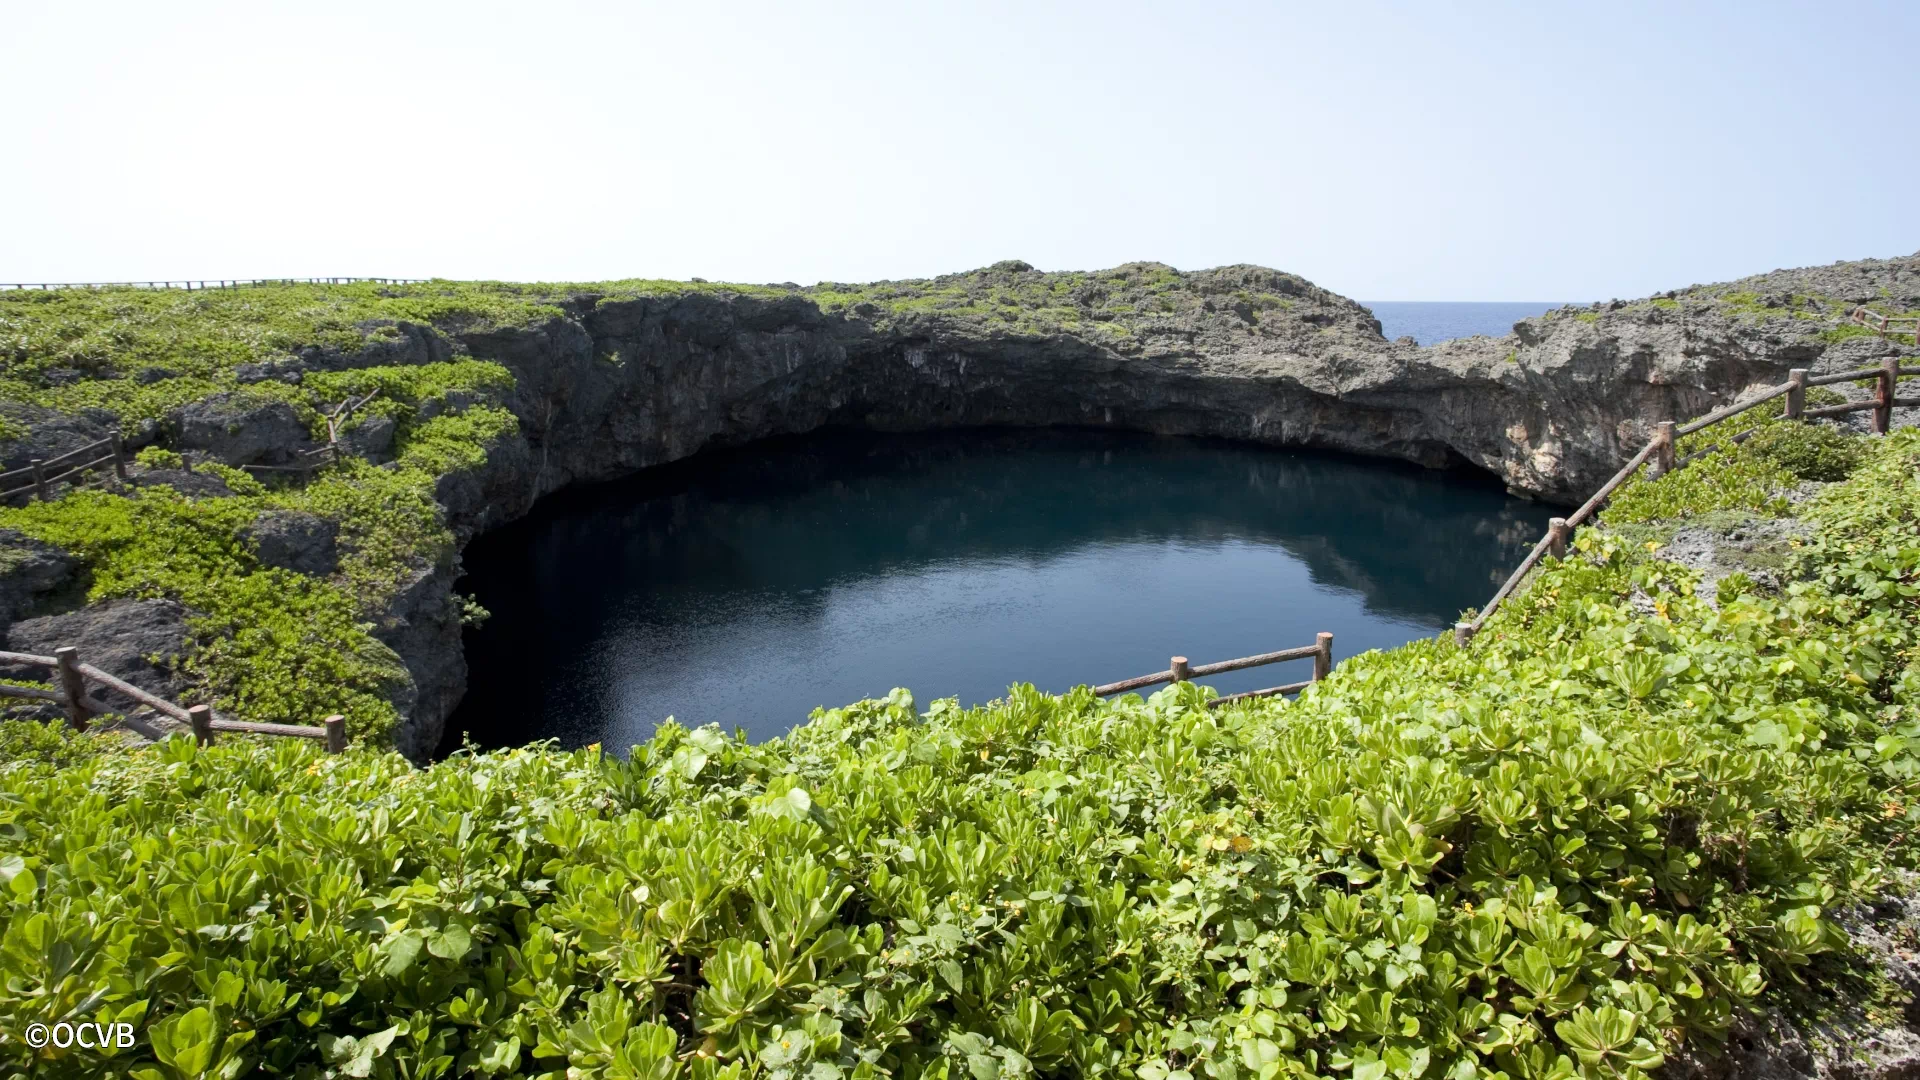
[374, 565, 466, 761]
[244, 510, 340, 576]
[5, 254, 1917, 753]
[1663, 879, 1920, 1080]
[341, 413, 395, 463]
[0, 529, 76, 632]
[2, 597, 195, 702]
[175, 394, 320, 467]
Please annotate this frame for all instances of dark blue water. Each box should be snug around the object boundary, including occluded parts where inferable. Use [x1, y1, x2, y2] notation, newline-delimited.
[445, 429, 1554, 752]
[1366, 301, 1581, 345]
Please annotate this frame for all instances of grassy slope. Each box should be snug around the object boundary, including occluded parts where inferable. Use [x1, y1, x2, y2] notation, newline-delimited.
[3, 420, 1919, 1080]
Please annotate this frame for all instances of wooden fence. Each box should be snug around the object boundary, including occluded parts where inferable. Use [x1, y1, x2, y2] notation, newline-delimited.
[0, 435, 129, 503]
[1853, 305, 1920, 344]
[0, 646, 347, 750]
[1092, 632, 1334, 706]
[2, 388, 382, 501]
[1456, 319, 1920, 645]
[0, 278, 428, 292]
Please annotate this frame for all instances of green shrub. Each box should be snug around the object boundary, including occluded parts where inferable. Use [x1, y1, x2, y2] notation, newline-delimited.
[133, 446, 184, 470]
[1746, 421, 1866, 482]
[5, 432, 1920, 1080]
[1605, 414, 1869, 525]
[0, 359, 518, 738]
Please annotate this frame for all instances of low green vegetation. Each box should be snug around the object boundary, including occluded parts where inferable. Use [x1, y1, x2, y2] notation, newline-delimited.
[5, 421, 1920, 1079]
[0, 359, 519, 738]
[802, 262, 1312, 337]
[1603, 406, 1864, 524]
[0, 283, 563, 429]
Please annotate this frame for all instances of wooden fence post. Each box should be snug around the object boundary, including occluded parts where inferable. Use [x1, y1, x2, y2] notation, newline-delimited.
[30, 459, 46, 501]
[1875, 357, 1897, 435]
[324, 714, 347, 753]
[1786, 368, 1808, 420]
[54, 647, 88, 731]
[1547, 517, 1571, 560]
[1651, 422, 1677, 477]
[1454, 622, 1474, 647]
[188, 704, 214, 746]
[1313, 632, 1333, 681]
[1169, 656, 1191, 683]
[109, 434, 129, 480]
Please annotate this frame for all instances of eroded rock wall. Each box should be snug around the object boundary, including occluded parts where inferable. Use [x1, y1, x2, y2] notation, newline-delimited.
[6, 255, 1917, 754]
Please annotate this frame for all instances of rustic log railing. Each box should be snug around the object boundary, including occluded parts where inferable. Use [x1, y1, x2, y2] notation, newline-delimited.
[0, 646, 346, 751]
[0, 435, 129, 503]
[1092, 632, 1333, 706]
[1456, 330, 1920, 646]
[1852, 305, 1920, 344]
[239, 390, 380, 475]
[240, 443, 341, 475]
[0, 278, 428, 292]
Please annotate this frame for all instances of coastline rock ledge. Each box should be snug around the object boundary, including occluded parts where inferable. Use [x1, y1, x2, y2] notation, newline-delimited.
[0, 254, 1916, 755]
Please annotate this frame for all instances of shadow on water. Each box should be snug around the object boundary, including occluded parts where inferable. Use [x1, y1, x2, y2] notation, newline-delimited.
[444, 427, 1555, 753]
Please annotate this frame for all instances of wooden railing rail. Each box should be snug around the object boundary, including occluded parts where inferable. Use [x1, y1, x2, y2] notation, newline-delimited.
[1852, 306, 1920, 342]
[1091, 632, 1333, 706]
[240, 444, 340, 475]
[0, 278, 428, 292]
[0, 435, 128, 503]
[0, 645, 345, 751]
[238, 391, 379, 476]
[1457, 352, 1920, 646]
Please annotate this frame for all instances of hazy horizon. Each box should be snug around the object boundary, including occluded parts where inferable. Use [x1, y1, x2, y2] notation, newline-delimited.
[4, 1, 1915, 301]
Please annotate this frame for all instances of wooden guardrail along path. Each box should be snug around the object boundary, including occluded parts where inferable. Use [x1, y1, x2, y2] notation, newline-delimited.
[1456, 340, 1920, 646]
[0, 435, 129, 503]
[3, 390, 382, 498]
[1852, 305, 1920, 344]
[0, 646, 346, 751]
[1093, 632, 1333, 707]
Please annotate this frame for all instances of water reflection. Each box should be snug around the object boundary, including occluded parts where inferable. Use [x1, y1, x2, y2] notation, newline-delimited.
[447, 428, 1553, 751]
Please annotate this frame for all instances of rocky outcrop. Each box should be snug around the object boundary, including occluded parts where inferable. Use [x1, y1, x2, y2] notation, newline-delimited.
[375, 566, 465, 761]
[244, 511, 340, 576]
[1421, 253, 1920, 499]
[1, 597, 196, 710]
[1663, 878, 1920, 1080]
[0, 528, 77, 630]
[174, 395, 321, 467]
[5, 255, 1918, 753]
[409, 256, 1920, 529]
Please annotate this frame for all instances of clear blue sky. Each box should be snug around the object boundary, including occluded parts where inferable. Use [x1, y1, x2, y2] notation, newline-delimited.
[3, 1, 1915, 300]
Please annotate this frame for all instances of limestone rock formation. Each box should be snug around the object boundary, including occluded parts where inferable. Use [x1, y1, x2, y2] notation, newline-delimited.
[244, 510, 340, 577]
[2, 597, 196, 706]
[2, 253, 1917, 753]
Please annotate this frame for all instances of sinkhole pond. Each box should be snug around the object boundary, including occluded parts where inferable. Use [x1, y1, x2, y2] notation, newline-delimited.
[444, 428, 1556, 752]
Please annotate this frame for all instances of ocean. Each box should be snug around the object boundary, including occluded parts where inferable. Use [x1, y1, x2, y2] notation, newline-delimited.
[1364, 301, 1583, 346]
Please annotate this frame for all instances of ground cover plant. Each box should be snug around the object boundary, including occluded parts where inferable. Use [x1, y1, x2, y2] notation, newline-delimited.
[0, 357, 519, 737]
[4, 425, 1919, 1079]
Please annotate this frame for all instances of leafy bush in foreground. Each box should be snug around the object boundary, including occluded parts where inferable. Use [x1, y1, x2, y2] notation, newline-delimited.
[4, 432, 1920, 1080]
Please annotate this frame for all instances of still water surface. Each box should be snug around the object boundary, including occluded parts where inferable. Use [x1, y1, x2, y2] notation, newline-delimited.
[446, 429, 1554, 752]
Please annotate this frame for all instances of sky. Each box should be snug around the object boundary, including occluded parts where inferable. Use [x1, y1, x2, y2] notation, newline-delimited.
[3, 1, 1916, 301]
